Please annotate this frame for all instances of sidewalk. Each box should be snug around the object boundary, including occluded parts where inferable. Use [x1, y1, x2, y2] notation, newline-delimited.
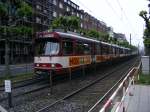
[126, 85, 150, 112]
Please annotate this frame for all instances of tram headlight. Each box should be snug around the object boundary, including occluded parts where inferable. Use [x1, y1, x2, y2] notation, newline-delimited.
[51, 64, 55, 68]
[36, 64, 39, 67]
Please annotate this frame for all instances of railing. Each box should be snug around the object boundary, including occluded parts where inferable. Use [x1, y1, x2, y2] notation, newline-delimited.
[99, 63, 141, 112]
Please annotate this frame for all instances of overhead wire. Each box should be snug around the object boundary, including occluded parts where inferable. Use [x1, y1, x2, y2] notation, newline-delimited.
[115, 0, 136, 34]
[73, 0, 136, 37]
[73, 0, 106, 23]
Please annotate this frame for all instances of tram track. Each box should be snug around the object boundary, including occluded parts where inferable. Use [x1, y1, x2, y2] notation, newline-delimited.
[0, 57, 138, 111]
[36, 57, 139, 112]
[0, 77, 49, 103]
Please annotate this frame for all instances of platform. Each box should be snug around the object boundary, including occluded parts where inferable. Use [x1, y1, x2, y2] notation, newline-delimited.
[126, 85, 150, 112]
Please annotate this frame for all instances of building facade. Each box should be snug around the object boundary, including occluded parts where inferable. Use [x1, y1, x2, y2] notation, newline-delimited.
[0, 0, 53, 64]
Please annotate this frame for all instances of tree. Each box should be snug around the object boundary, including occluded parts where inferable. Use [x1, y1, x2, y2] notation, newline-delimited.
[139, 10, 150, 55]
[139, 11, 150, 33]
[0, 0, 32, 77]
[87, 29, 100, 39]
[51, 16, 80, 32]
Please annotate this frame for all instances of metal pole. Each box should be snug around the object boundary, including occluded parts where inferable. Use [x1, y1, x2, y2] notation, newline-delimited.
[123, 86, 126, 112]
[130, 34, 131, 46]
[94, 62, 96, 74]
[82, 65, 85, 77]
[49, 70, 53, 94]
[8, 93, 12, 108]
[5, 39, 10, 77]
[69, 67, 72, 81]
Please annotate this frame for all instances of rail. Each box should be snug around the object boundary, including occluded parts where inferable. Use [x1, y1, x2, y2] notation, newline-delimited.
[98, 62, 141, 112]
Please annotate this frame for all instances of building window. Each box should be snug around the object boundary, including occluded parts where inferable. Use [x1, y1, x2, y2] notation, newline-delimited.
[53, 0, 57, 5]
[80, 15, 83, 19]
[64, 0, 67, 3]
[59, 2, 63, 8]
[59, 13, 62, 17]
[43, 20, 47, 25]
[81, 23, 83, 28]
[67, 6, 70, 11]
[72, 11, 74, 15]
[36, 17, 41, 23]
[36, 5, 42, 10]
[77, 13, 79, 17]
[68, 0, 70, 5]
[53, 11, 57, 17]
[43, 9, 48, 13]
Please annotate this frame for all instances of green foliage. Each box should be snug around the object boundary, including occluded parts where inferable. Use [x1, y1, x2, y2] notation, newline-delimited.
[139, 10, 150, 54]
[119, 41, 130, 48]
[144, 38, 150, 47]
[68, 16, 80, 31]
[144, 28, 150, 38]
[87, 29, 100, 39]
[99, 32, 109, 42]
[0, 1, 33, 38]
[0, 26, 32, 36]
[0, 2, 7, 16]
[110, 37, 117, 44]
[52, 16, 80, 31]
[17, 1, 32, 17]
[138, 74, 150, 85]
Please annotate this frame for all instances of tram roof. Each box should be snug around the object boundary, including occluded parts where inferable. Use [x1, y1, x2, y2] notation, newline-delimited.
[56, 31, 100, 43]
[37, 31, 130, 50]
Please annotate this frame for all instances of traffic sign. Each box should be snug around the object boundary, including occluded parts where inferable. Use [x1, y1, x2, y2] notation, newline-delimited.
[5, 80, 11, 93]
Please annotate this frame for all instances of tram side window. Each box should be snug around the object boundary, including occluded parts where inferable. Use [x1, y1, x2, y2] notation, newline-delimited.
[112, 47, 116, 55]
[83, 43, 91, 55]
[63, 40, 73, 55]
[75, 42, 84, 55]
[95, 44, 101, 55]
[101, 45, 109, 55]
[109, 46, 113, 54]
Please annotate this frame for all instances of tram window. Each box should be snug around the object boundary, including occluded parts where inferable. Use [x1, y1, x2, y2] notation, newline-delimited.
[101, 45, 109, 55]
[95, 44, 101, 54]
[75, 42, 84, 55]
[63, 41, 73, 55]
[112, 47, 115, 54]
[83, 43, 91, 55]
[109, 46, 112, 54]
[35, 39, 60, 55]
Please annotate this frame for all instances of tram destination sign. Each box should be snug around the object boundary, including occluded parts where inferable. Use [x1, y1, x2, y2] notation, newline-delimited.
[38, 33, 54, 38]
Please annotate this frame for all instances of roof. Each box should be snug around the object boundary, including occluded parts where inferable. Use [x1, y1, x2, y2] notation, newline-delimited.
[37, 31, 130, 50]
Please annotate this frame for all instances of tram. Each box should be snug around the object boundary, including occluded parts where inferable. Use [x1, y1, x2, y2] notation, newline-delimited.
[34, 31, 131, 75]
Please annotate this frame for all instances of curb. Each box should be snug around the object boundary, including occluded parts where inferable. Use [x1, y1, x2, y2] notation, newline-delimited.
[0, 105, 7, 112]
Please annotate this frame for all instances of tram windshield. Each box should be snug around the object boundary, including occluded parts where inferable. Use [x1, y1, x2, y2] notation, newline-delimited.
[36, 39, 59, 55]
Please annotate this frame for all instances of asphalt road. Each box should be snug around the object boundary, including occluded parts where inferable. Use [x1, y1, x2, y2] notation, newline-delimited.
[0, 63, 33, 77]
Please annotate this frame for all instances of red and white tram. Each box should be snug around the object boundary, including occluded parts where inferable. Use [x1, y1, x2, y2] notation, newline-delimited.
[34, 31, 131, 75]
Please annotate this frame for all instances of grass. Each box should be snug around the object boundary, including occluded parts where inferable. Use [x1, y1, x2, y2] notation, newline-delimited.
[138, 73, 150, 85]
[0, 72, 35, 85]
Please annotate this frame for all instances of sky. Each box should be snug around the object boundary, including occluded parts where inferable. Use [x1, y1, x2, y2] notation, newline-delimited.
[71, 0, 149, 48]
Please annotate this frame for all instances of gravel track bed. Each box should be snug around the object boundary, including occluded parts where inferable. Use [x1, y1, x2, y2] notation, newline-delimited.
[0, 80, 48, 102]
[0, 57, 138, 112]
[38, 58, 138, 112]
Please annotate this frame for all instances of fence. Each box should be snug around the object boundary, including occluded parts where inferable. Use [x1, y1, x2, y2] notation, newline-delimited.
[0, 63, 33, 77]
[99, 63, 141, 112]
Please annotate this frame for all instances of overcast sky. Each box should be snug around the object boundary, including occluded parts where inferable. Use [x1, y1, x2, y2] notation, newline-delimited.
[71, 0, 149, 48]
